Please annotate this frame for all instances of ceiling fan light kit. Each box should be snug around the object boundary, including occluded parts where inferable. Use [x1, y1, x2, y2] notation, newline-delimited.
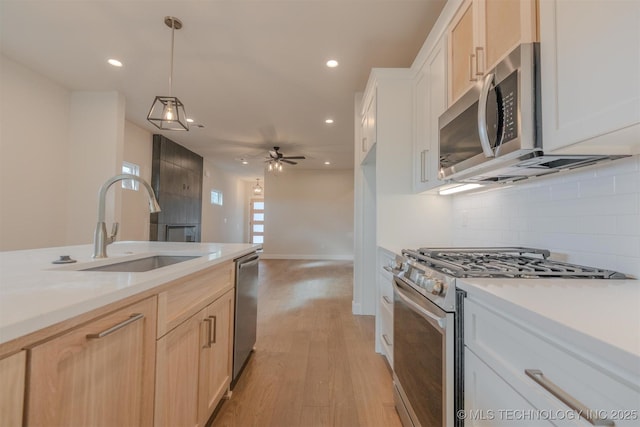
[147, 16, 189, 131]
[266, 146, 305, 172]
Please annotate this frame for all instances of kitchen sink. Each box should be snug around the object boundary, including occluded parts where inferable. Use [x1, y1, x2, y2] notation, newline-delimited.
[79, 255, 200, 272]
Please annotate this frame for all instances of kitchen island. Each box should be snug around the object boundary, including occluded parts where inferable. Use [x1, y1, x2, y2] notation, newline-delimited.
[0, 240, 261, 426]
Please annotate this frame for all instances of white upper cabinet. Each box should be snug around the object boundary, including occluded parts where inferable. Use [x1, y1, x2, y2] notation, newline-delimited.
[448, 0, 537, 105]
[359, 87, 377, 164]
[414, 35, 448, 193]
[539, 0, 640, 155]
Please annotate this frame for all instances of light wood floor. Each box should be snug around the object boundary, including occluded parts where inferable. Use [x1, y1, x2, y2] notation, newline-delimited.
[211, 259, 401, 427]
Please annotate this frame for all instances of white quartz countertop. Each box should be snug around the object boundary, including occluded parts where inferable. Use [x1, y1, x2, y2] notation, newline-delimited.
[457, 277, 640, 374]
[0, 241, 261, 345]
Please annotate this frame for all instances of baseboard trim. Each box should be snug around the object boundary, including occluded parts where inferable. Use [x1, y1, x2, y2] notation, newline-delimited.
[352, 301, 362, 315]
[259, 254, 354, 261]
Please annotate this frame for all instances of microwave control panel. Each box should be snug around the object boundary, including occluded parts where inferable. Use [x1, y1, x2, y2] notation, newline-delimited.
[498, 71, 519, 143]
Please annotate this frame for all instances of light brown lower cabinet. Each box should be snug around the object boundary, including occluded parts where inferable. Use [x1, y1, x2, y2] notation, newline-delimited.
[155, 288, 234, 427]
[198, 290, 234, 425]
[0, 350, 26, 426]
[24, 296, 157, 427]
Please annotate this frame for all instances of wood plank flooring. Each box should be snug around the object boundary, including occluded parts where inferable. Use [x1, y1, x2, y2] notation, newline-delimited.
[210, 259, 401, 427]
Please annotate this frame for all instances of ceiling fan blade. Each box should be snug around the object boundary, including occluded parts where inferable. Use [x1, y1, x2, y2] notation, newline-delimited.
[281, 159, 297, 165]
[282, 156, 306, 160]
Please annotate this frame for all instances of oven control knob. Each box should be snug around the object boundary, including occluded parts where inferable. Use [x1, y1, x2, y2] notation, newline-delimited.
[431, 280, 444, 295]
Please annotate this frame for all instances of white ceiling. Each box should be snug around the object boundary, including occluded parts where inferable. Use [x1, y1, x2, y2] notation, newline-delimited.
[0, 0, 446, 178]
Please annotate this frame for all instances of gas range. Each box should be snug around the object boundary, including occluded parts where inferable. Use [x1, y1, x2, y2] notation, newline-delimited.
[392, 247, 627, 313]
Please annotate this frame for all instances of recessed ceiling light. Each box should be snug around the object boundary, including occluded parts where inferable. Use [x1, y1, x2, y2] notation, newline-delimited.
[324, 161, 331, 165]
[325, 118, 334, 124]
[107, 58, 123, 67]
[241, 159, 249, 165]
[186, 118, 194, 123]
[326, 59, 338, 68]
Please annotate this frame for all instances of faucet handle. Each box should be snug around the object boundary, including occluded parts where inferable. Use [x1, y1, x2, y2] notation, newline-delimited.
[108, 222, 119, 243]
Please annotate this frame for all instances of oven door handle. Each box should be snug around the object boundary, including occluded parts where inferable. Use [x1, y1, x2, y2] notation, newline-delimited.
[393, 277, 447, 330]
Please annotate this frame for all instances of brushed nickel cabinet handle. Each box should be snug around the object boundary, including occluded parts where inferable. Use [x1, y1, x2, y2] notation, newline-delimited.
[209, 315, 217, 344]
[86, 313, 144, 339]
[362, 137, 368, 152]
[421, 149, 429, 182]
[469, 53, 477, 82]
[203, 317, 213, 348]
[382, 334, 392, 347]
[475, 46, 485, 76]
[383, 296, 392, 305]
[524, 369, 614, 426]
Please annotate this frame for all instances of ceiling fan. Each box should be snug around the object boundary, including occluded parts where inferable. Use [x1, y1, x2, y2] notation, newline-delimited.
[266, 146, 306, 165]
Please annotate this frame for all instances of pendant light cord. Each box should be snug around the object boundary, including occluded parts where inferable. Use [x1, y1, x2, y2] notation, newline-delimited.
[169, 18, 175, 96]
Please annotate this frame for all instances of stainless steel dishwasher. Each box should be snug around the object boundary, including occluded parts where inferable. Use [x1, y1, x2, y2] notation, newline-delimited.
[232, 251, 259, 387]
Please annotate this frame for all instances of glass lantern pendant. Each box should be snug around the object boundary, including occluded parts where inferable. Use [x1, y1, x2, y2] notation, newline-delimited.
[147, 16, 189, 131]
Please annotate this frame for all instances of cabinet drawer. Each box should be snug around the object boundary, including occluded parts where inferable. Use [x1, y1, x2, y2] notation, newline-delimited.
[157, 261, 234, 338]
[465, 298, 640, 426]
[465, 348, 549, 427]
[379, 296, 393, 367]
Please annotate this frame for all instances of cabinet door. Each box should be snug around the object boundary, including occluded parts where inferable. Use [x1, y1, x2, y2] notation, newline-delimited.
[360, 89, 377, 163]
[414, 35, 447, 193]
[482, 0, 537, 72]
[540, 0, 640, 155]
[0, 350, 26, 426]
[449, 0, 538, 104]
[154, 311, 204, 427]
[465, 349, 550, 426]
[449, 0, 475, 103]
[198, 290, 234, 425]
[26, 297, 157, 427]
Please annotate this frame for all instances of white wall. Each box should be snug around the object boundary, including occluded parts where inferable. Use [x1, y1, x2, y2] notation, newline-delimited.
[263, 168, 354, 260]
[201, 160, 247, 243]
[0, 54, 154, 251]
[120, 121, 153, 241]
[0, 55, 71, 250]
[451, 156, 640, 278]
[65, 91, 125, 245]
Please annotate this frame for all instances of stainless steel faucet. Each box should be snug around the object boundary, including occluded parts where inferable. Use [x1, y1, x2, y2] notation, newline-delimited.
[93, 174, 161, 258]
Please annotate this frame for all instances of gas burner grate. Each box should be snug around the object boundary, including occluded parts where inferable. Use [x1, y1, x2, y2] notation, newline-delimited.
[403, 247, 627, 279]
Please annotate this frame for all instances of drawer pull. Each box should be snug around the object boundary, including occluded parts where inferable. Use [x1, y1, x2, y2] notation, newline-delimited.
[524, 369, 615, 426]
[209, 315, 217, 344]
[382, 334, 392, 347]
[383, 296, 392, 305]
[203, 317, 213, 348]
[86, 313, 144, 339]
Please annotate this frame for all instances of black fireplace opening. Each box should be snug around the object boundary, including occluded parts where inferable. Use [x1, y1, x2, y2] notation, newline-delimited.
[166, 225, 197, 242]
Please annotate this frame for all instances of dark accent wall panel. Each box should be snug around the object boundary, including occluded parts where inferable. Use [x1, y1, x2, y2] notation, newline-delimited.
[150, 134, 203, 242]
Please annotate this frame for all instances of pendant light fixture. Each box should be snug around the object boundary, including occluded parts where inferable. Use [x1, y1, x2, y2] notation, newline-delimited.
[253, 178, 264, 195]
[147, 16, 189, 131]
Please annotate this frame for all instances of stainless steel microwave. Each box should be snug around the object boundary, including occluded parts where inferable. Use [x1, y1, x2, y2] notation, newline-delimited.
[438, 43, 623, 183]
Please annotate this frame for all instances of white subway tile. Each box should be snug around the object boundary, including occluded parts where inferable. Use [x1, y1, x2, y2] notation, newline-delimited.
[615, 172, 640, 194]
[579, 175, 615, 198]
[616, 215, 640, 236]
[550, 181, 581, 201]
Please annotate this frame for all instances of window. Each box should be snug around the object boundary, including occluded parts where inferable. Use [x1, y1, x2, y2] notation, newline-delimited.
[211, 190, 223, 206]
[121, 161, 140, 190]
[249, 198, 265, 244]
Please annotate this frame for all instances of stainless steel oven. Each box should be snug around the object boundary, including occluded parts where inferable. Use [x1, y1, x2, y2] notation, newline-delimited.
[390, 247, 626, 427]
[392, 273, 456, 427]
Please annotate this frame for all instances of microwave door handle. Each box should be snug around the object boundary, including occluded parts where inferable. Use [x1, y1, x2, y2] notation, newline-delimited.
[477, 72, 496, 158]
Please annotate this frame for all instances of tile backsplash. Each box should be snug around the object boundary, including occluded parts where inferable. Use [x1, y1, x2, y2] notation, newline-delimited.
[451, 155, 640, 278]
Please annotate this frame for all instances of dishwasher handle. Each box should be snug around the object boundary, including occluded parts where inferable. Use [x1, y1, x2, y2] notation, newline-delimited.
[238, 255, 259, 269]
